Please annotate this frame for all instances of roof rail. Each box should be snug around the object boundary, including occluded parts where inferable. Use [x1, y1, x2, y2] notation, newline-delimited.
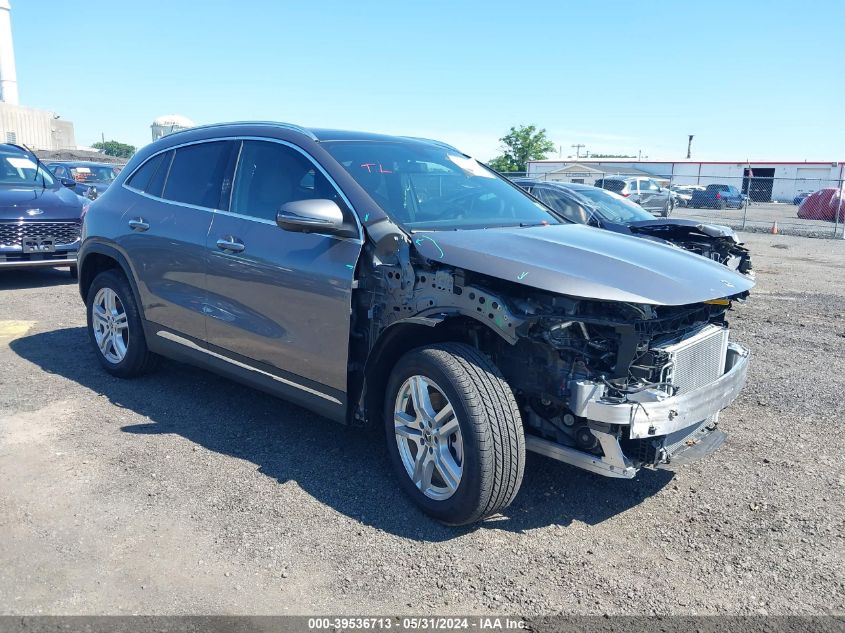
[167, 121, 318, 141]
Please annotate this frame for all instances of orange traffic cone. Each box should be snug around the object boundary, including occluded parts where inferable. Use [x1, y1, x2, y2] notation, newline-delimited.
[770, 221, 779, 235]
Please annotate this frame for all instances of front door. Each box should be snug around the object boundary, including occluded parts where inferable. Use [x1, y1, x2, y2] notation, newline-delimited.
[204, 139, 363, 406]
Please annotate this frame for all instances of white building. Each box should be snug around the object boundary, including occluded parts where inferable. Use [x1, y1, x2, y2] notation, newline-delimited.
[151, 114, 195, 141]
[527, 159, 845, 203]
[0, 0, 76, 150]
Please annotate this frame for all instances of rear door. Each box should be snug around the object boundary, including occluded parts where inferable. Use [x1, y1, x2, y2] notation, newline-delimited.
[637, 178, 664, 213]
[203, 139, 363, 410]
[120, 141, 234, 342]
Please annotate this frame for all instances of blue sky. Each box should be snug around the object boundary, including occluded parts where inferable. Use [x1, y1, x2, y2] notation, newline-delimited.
[11, 0, 845, 161]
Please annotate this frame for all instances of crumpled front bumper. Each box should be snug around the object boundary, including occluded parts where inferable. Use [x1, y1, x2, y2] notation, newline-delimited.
[570, 342, 749, 439]
[525, 343, 750, 479]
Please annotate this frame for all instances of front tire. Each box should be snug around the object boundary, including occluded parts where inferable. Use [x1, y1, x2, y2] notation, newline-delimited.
[86, 269, 159, 378]
[384, 343, 525, 525]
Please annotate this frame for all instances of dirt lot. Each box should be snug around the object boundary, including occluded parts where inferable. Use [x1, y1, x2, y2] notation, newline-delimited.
[0, 233, 843, 616]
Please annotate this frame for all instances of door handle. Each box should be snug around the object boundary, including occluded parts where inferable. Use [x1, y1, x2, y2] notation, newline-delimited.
[128, 218, 149, 232]
[216, 237, 245, 253]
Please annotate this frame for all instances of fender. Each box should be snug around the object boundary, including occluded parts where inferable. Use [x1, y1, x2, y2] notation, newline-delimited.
[77, 239, 144, 314]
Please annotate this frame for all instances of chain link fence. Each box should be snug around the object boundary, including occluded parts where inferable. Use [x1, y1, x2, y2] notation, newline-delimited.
[504, 168, 845, 239]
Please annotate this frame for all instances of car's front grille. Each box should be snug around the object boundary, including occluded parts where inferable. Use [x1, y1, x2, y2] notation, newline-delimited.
[0, 221, 81, 247]
[658, 325, 729, 394]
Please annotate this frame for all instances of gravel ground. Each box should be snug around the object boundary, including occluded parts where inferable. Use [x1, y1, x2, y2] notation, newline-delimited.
[0, 232, 843, 616]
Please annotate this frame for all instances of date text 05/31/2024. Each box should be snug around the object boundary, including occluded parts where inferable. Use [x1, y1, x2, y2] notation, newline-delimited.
[307, 617, 528, 630]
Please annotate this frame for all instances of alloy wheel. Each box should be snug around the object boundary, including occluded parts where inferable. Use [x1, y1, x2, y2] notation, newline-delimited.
[393, 375, 464, 500]
[91, 287, 129, 364]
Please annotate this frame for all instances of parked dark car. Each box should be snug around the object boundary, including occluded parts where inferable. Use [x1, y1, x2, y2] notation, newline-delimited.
[689, 184, 745, 209]
[593, 176, 674, 216]
[79, 122, 753, 525]
[793, 192, 812, 206]
[0, 143, 87, 276]
[47, 161, 121, 200]
[514, 180, 753, 277]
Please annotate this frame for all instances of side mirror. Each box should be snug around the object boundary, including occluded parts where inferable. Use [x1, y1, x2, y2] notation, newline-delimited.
[61, 178, 77, 189]
[276, 199, 357, 238]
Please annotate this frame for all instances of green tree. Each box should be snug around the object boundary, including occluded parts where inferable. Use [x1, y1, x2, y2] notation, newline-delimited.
[92, 140, 136, 159]
[488, 125, 555, 173]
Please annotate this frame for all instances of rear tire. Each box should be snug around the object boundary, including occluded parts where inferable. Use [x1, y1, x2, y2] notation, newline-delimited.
[86, 269, 159, 378]
[384, 343, 525, 525]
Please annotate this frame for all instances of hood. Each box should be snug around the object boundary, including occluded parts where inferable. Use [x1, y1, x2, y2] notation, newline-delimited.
[627, 218, 736, 239]
[411, 224, 754, 306]
[0, 185, 84, 221]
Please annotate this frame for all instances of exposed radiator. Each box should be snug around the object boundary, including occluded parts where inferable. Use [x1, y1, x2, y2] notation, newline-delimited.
[657, 324, 729, 395]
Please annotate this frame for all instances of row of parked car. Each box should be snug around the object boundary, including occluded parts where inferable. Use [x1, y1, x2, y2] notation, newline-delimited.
[0, 143, 121, 275]
[2, 126, 756, 525]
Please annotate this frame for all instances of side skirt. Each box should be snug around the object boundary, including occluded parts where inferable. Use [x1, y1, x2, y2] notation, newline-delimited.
[146, 326, 347, 423]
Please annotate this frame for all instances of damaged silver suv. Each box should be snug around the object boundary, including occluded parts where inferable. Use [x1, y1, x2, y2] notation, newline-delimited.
[78, 123, 754, 525]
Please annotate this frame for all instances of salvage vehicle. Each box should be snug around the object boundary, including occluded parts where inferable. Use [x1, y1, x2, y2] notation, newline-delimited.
[0, 143, 87, 276]
[47, 161, 121, 200]
[514, 179, 753, 276]
[689, 184, 745, 210]
[78, 123, 754, 525]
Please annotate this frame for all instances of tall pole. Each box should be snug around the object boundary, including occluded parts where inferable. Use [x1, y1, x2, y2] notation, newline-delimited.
[571, 144, 585, 159]
[686, 135, 694, 159]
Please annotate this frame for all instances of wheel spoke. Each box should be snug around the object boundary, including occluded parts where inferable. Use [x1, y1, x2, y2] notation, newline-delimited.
[434, 447, 461, 494]
[394, 411, 422, 441]
[113, 312, 128, 331]
[104, 289, 117, 313]
[112, 332, 128, 360]
[412, 451, 434, 491]
[409, 375, 435, 420]
[98, 331, 112, 354]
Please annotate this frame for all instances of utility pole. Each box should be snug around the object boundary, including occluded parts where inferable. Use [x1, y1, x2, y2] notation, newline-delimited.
[686, 134, 694, 159]
[571, 144, 585, 159]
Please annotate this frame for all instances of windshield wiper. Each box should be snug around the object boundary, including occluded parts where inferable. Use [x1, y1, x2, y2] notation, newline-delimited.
[22, 144, 47, 190]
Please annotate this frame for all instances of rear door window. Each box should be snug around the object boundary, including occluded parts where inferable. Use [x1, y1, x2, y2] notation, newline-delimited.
[162, 141, 233, 209]
[599, 179, 626, 193]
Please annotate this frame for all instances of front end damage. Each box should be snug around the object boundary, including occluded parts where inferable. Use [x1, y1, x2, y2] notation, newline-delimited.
[353, 224, 751, 478]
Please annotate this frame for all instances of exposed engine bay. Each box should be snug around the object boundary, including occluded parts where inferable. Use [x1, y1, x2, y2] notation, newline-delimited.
[352, 230, 751, 476]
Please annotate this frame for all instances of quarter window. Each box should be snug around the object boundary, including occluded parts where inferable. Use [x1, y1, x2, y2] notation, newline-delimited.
[162, 142, 232, 208]
[230, 141, 342, 222]
[127, 152, 166, 193]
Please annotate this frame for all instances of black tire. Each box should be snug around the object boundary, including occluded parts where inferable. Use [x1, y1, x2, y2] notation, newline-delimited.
[69, 265, 78, 279]
[384, 343, 525, 525]
[662, 201, 672, 217]
[717, 199, 727, 210]
[86, 269, 159, 378]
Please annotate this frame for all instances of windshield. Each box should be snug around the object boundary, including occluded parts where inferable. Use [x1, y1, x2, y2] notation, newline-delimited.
[573, 186, 655, 223]
[68, 164, 119, 183]
[323, 140, 561, 230]
[0, 152, 56, 187]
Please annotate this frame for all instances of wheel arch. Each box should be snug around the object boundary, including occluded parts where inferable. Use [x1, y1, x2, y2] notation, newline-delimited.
[361, 313, 509, 425]
[78, 241, 143, 315]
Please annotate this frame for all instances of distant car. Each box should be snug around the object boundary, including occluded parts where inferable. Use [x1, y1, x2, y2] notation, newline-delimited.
[515, 179, 753, 276]
[669, 185, 704, 208]
[797, 188, 844, 222]
[593, 176, 674, 217]
[0, 144, 87, 276]
[689, 184, 745, 209]
[793, 192, 812, 205]
[46, 161, 121, 200]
